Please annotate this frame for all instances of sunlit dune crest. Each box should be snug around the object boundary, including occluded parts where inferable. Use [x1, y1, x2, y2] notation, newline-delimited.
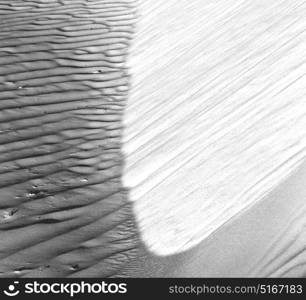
[123, 0, 306, 255]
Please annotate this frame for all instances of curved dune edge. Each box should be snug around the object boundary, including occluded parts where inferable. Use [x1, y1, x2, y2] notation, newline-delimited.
[123, 0, 306, 255]
[146, 161, 306, 277]
[0, 0, 139, 277]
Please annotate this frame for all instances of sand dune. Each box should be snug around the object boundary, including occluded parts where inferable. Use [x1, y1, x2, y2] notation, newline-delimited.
[157, 161, 306, 277]
[123, 0, 306, 256]
[0, 0, 306, 278]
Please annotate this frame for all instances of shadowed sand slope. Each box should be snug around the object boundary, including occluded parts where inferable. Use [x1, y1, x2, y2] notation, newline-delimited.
[156, 161, 306, 277]
[123, 0, 306, 255]
[1, 0, 306, 279]
[0, 0, 140, 277]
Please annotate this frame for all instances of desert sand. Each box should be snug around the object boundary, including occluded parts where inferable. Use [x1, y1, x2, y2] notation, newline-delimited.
[123, 0, 306, 256]
[0, 0, 305, 278]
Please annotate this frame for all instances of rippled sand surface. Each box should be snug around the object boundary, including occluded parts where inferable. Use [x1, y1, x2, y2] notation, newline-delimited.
[123, 0, 306, 256]
[0, 0, 139, 277]
[1, 0, 306, 278]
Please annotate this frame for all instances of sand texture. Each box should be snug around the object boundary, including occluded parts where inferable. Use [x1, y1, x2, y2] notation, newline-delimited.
[123, 0, 306, 256]
[0, 0, 139, 277]
[0, 0, 306, 278]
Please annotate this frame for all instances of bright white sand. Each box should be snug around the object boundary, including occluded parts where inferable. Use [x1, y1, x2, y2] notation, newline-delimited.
[123, 0, 306, 255]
